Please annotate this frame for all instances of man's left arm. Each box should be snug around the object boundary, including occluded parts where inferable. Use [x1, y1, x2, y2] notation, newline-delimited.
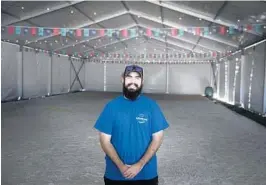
[139, 130, 164, 166]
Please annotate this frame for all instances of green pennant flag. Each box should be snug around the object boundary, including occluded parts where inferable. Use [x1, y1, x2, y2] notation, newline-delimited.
[179, 29, 184, 36]
[204, 27, 209, 36]
[153, 28, 160, 37]
[130, 29, 137, 37]
[107, 29, 113, 37]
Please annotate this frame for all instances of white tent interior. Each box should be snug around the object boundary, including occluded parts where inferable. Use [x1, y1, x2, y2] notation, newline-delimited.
[1, 1, 266, 114]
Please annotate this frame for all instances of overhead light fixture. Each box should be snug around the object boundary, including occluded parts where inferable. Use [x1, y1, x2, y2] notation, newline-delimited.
[179, 17, 182, 20]
[237, 19, 240, 22]
[47, 8, 50, 11]
[256, 20, 259, 22]
[71, 10, 74, 14]
[21, 7, 24, 10]
[94, 12, 96, 15]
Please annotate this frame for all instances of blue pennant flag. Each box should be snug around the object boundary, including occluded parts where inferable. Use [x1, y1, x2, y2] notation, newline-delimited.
[45, 28, 52, 36]
[23, 28, 29, 35]
[90, 29, 97, 36]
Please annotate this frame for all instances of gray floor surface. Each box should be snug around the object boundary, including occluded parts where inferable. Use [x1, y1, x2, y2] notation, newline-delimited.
[2, 91, 266, 185]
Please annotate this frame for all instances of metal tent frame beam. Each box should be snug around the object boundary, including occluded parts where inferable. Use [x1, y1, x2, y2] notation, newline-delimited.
[2, 1, 84, 26]
[146, 0, 262, 37]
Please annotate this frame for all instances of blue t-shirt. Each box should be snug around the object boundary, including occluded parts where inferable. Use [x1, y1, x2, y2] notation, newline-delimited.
[94, 94, 169, 180]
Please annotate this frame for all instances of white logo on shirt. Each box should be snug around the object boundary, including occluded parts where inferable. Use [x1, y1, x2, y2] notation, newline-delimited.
[136, 113, 148, 124]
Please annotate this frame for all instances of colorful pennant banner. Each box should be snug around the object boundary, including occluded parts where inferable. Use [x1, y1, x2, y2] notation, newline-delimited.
[20, 43, 235, 59]
[2, 23, 266, 39]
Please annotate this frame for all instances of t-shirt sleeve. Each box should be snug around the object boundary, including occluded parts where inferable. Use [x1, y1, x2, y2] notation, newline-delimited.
[93, 103, 114, 135]
[151, 101, 169, 134]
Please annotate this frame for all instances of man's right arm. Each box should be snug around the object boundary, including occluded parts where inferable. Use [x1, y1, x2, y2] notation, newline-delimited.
[98, 132, 126, 171]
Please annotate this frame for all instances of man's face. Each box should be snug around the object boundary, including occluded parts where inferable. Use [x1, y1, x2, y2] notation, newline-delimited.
[124, 72, 142, 91]
[122, 71, 143, 100]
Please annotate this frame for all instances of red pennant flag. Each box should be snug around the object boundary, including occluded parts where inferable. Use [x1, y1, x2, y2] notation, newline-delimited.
[99, 29, 105, 36]
[31, 27, 36, 35]
[76, 29, 81, 37]
[196, 27, 201, 35]
[212, 51, 217, 57]
[246, 24, 252, 31]
[8, 26, 14, 34]
[220, 26, 225, 35]
[53, 28, 59, 35]
[146, 28, 152, 37]
[122, 29, 128, 37]
[171, 28, 177, 36]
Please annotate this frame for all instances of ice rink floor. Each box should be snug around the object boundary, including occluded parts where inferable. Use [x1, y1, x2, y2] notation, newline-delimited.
[2, 91, 266, 185]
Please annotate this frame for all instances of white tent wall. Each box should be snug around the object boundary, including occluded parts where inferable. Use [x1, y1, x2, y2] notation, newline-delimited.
[245, 41, 266, 114]
[218, 62, 225, 100]
[84, 62, 104, 91]
[51, 55, 71, 95]
[87, 62, 212, 94]
[22, 49, 50, 98]
[227, 52, 241, 104]
[1, 41, 87, 102]
[216, 40, 266, 115]
[1, 42, 19, 101]
[142, 64, 166, 94]
[242, 53, 253, 109]
[234, 56, 242, 105]
[228, 58, 235, 103]
[105, 63, 127, 92]
[70, 58, 85, 92]
[168, 64, 212, 95]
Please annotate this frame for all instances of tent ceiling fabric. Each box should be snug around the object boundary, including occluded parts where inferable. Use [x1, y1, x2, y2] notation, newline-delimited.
[2, 1, 266, 57]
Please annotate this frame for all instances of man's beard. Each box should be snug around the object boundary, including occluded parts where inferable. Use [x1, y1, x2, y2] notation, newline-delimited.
[123, 82, 143, 101]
